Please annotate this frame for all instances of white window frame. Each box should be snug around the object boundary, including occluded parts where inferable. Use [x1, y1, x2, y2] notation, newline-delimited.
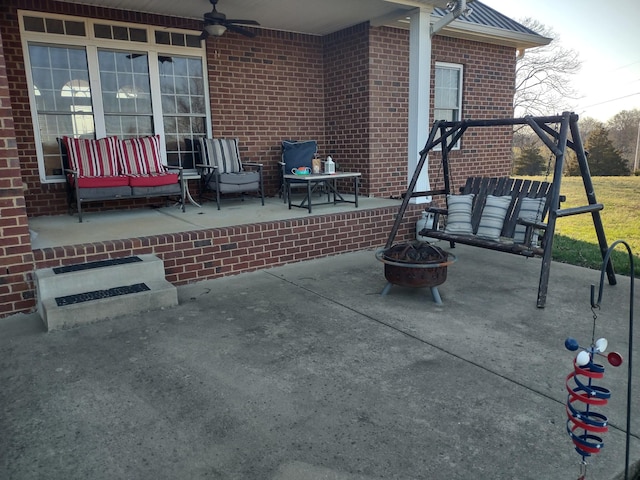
[434, 61, 463, 151]
[19, 11, 211, 183]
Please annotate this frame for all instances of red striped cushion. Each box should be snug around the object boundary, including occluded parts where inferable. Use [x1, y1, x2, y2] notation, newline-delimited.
[62, 136, 119, 177]
[118, 135, 165, 175]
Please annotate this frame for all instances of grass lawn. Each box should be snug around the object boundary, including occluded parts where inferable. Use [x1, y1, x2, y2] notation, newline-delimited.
[520, 176, 640, 277]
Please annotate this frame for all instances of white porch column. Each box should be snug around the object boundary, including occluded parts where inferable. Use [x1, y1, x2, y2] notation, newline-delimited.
[408, 6, 433, 204]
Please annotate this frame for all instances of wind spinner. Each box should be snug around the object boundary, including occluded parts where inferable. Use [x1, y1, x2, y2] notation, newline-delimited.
[564, 314, 623, 480]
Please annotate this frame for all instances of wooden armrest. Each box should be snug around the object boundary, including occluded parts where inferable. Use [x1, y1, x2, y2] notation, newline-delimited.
[165, 165, 183, 171]
[517, 218, 547, 230]
[426, 207, 448, 215]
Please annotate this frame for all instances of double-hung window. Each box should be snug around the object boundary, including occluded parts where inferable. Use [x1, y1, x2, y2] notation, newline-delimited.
[434, 62, 463, 149]
[20, 11, 209, 182]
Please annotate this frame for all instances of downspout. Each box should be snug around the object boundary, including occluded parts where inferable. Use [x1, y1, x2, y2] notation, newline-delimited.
[430, 0, 474, 36]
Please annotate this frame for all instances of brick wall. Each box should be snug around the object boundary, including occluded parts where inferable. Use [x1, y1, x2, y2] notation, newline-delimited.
[429, 35, 515, 196]
[368, 27, 411, 198]
[207, 30, 326, 197]
[323, 24, 370, 194]
[0, 26, 36, 316]
[32, 205, 419, 287]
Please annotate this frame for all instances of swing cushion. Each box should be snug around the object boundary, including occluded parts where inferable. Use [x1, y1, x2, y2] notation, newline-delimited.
[476, 195, 512, 240]
[514, 197, 547, 244]
[444, 194, 474, 235]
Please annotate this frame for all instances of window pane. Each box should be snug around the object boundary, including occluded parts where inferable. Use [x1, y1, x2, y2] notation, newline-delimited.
[28, 44, 94, 180]
[99, 49, 153, 135]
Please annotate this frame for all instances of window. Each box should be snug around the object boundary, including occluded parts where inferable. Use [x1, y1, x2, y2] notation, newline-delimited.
[20, 11, 208, 182]
[433, 62, 463, 150]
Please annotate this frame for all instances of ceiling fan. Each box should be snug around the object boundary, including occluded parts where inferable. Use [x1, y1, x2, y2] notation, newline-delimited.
[200, 0, 260, 39]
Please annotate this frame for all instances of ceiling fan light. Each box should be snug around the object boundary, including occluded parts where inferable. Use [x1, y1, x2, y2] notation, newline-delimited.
[205, 24, 227, 36]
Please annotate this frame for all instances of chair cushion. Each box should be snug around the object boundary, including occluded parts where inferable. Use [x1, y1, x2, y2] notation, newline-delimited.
[118, 135, 165, 174]
[444, 194, 474, 235]
[127, 172, 179, 187]
[199, 138, 242, 173]
[514, 197, 546, 244]
[282, 140, 317, 171]
[218, 171, 260, 186]
[476, 195, 512, 240]
[72, 175, 130, 188]
[62, 136, 120, 177]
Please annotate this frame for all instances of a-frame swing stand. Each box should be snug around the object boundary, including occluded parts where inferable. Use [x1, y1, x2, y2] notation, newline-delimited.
[386, 111, 616, 308]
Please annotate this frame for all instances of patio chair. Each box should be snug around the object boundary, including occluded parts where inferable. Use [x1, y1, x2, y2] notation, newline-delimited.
[280, 139, 318, 203]
[190, 137, 264, 210]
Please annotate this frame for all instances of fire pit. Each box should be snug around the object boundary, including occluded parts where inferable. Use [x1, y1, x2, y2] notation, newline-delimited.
[375, 241, 456, 304]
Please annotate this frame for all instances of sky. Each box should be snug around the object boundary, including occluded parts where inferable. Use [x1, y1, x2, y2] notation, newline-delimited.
[480, 0, 640, 122]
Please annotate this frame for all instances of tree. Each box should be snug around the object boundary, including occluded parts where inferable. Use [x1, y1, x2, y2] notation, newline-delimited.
[606, 109, 640, 170]
[584, 126, 630, 176]
[514, 19, 582, 117]
[513, 144, 546, 175]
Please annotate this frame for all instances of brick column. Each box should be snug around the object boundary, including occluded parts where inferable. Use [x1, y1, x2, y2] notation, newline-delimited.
[0, 27, 35, 318]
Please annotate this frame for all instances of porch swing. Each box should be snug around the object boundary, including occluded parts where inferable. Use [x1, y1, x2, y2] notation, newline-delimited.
[385, 111, 616, 308]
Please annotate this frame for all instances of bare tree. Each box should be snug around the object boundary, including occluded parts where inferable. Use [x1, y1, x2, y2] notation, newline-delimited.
[606, 109, 640, 169]
[514, 19, 582, 117]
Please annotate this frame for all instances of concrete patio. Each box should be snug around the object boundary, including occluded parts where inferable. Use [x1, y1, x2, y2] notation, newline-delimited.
[1, 241, 638, 479]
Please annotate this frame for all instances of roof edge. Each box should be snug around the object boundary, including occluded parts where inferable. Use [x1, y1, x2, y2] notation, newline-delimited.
[438, 20, 551, 50]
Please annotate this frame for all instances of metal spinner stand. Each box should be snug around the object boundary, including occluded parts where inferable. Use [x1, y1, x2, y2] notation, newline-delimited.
[565, 240, 635, 480]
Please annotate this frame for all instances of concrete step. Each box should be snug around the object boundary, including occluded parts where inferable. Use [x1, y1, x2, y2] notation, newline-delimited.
[35, 254, 178, 331]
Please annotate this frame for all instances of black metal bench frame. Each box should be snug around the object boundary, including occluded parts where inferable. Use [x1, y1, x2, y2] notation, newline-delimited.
[385, 112, 616, 308]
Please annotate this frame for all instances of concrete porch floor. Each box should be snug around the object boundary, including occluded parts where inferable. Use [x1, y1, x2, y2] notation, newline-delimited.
[28, 194, 402, 250]
[1, 243, 639, 479]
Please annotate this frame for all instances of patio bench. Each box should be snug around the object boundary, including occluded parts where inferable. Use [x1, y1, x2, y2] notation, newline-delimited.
[59, 135, 185, 222]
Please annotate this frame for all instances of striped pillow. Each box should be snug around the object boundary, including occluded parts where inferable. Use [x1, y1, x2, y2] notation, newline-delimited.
[62, 136, 120, 177]
[118, 135, 165, 175]
[476, 195, 512, 240]
[514, 197, 546, 244]
[444, 194, 474, 235]
[198, 138, 242, 173]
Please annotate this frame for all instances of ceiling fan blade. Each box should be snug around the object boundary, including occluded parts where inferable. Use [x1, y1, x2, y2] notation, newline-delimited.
[225, 19, 260, 26]
[225, 23, 256, 38]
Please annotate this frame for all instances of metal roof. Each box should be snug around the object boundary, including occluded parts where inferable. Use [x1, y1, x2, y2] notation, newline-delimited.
[431, 1, 550, 49]
[433, 1, 538, 35]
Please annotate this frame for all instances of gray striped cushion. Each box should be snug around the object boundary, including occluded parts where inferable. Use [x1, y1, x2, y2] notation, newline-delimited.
[476, 195, 512, 240]
[444, 194, 474, 235]
[514, 197, 546, 244]
[199, 138, 242, 173]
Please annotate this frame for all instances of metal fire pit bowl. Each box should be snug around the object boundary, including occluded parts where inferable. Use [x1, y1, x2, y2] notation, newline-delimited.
[375, 241, 457, 305]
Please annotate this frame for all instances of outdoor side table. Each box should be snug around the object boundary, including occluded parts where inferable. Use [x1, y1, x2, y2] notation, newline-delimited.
[284, 172, 361, 214]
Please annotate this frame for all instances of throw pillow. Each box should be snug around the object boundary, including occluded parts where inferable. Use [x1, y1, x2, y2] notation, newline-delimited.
[62, 136, 120, 177]
[444, 194, 474, 235]
[514, 197, 547, 244]
[199, 138, 242, 173]
[476, 195, 512, 240]
[282, 140, 318, 171]
[118, 135, 165, 175]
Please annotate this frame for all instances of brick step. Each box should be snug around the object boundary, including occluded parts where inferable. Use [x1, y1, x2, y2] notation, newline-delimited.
[35, 254, 178, 331]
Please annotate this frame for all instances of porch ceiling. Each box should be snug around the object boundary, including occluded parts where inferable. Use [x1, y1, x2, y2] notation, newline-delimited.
[60, 0, 451, 35]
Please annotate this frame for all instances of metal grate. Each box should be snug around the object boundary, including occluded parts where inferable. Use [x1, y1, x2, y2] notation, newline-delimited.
[55, 283, 150, 306]
[53, 256, 142, 274]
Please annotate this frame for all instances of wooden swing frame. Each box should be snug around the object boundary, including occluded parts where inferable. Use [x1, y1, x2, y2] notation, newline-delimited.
[385, 111, 616, 308]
